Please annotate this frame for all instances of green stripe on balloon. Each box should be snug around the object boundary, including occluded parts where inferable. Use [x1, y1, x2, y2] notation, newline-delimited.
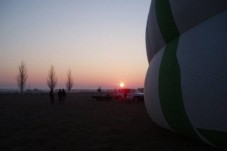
[156, 0, 199, 140]
[155, 0, 179, 43]
[197, 129, 227, 149]
[158, 39, 199, 140]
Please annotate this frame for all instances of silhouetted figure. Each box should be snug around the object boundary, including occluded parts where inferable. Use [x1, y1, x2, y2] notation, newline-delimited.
[61, 89, 66, 103]
[58, 89, 62, 103]
[49, 89, 54, 105]
[97, 87, 101, 93]
[124, 91, 127, 100]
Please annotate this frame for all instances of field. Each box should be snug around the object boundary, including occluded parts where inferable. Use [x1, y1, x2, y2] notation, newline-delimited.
[0, 93, 221, 151]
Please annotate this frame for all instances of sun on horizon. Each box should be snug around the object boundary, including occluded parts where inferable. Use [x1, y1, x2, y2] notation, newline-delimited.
[119, 82, 125, 88]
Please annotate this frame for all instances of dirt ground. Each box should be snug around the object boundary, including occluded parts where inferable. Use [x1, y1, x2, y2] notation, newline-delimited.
[0, 93, 222, 151]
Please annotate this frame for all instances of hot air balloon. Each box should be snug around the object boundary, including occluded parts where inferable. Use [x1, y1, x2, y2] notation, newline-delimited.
[144, 0, 227, 149]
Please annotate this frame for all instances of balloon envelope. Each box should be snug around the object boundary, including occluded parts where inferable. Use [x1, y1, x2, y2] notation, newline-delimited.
[145, 0, 227, 149]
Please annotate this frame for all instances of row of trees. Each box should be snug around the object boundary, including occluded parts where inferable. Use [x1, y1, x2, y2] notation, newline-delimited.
[17, 62, 73, 94]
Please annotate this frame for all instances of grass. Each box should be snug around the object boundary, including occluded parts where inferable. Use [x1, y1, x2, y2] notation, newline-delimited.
[0, 93, 221, 151]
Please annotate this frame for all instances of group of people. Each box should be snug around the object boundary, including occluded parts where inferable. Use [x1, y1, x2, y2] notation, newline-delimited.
[58, 89, 66, 104]
[49, 89, 66, 105]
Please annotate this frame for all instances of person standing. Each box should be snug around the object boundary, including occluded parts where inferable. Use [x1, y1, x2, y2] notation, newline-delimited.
[61, 89, 66, 104]
[58, 89, 62, 103]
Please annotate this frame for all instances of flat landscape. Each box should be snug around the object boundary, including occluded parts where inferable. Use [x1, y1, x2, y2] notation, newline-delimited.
[0, 93, 221, 151]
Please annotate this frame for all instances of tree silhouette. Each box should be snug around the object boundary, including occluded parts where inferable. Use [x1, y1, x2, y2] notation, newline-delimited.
[17, 61, 28, 94]
[47, 66, 57, 91]
[66, 69, 73, 92]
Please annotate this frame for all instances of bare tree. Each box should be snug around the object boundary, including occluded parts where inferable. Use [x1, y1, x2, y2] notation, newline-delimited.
[66, 69, 73, 92]
[17, 62, 28, 94]
[47, 66, 57, 91]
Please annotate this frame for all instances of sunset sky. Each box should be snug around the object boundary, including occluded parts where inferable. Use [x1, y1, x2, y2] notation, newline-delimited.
[0, 0, 151, 90]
